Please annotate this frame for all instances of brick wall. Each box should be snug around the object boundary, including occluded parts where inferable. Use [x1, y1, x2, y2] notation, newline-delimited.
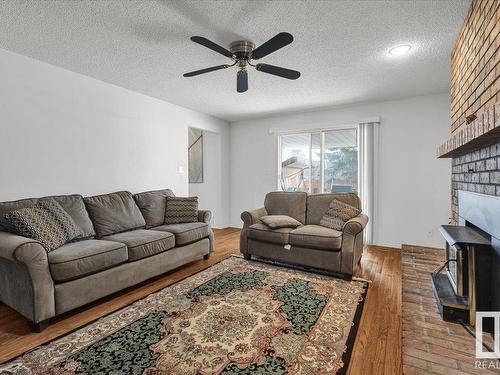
[449, 0, 500, 224]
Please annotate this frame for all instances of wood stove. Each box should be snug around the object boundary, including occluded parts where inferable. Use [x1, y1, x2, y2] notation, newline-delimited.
[432, 191, 499, 328]
[433, 225, 490, 325]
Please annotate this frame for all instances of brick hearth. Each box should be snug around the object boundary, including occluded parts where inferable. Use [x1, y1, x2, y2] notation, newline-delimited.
[402, 245, 497, 375]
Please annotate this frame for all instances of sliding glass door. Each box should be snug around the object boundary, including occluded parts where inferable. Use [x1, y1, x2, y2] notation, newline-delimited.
[323, 129, 358, 193]
[279, 128, 358, 194]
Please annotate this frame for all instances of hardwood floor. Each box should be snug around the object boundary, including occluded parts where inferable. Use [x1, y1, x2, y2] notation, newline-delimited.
[0, 228, 402, 374]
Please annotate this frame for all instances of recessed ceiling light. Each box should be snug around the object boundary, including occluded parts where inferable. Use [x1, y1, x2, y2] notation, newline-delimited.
[388, 45, 412, 56]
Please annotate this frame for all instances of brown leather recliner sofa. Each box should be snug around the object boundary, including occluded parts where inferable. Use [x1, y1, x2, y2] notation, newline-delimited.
[240, 192, 368, 279]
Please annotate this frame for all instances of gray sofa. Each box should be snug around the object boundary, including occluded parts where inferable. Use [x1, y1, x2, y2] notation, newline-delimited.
[240, 192, 368, 279]
[0, 189, 213, 331]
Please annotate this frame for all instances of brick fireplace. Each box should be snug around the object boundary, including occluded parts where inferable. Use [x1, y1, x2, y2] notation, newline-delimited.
[436, 0, 500, 224]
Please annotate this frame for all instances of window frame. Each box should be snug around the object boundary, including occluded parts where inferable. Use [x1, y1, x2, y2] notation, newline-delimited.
[276, 124, 360, 194]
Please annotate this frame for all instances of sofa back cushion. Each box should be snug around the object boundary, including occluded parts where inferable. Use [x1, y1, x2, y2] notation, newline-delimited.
[134, 189, 174, 228]
[0, 194, 96, 239]
[306, 193, 361, 225]
[84, 191, 146, 237]
[264, 192, 307, 224]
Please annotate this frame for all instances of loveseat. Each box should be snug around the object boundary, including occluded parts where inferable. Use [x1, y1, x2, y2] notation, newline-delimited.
[0, 189, 213, 331]
[240, 192, 368, 279]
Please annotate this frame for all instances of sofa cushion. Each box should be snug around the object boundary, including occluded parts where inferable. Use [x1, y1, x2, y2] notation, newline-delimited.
[4, 199, 82, 252]
[48, 239, 128, 282]
[247, 223, 294, 245]
[164, 196, 199, 224]
[260, 215, 302, 229]
[0, 194, 95, 239]
[264, 192, 307, 224]
[320, 199, 362, 230]
[84, 191, 146, 237]
[103, 229, 175, 262]
[50, 195, 96, 239]
[134, 189, 175, 228]
[306, 193, 361, 225]
[289, 225, 342, 251]
[153, 222, 209, 246]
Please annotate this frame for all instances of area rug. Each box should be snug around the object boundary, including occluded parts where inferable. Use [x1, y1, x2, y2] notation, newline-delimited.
[0, 256, 367, 375]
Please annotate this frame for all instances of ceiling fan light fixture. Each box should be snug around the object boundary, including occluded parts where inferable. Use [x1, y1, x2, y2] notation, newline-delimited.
[388, 44, 412, 56]
[183, 32, 300, 93]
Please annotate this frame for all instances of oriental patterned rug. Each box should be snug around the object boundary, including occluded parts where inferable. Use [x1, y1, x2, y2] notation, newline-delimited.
[0, 256, 367, 375]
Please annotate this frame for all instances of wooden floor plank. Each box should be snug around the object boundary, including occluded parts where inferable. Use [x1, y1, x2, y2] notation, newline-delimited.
[0, 228, 402, 374]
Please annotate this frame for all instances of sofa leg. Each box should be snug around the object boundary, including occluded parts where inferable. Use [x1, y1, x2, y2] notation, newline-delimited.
[244, 253, 251, 260]
[204, 254, 210, 260]
[343, 274, 353, 281]
[28, 319, 49, 333]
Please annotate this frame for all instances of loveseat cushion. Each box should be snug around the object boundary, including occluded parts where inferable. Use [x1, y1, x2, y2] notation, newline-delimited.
[134, 189, 174, 228]
[0, 194, 96, 239]
[289, 225, 342, 251]
[103, 229, 175, 261]
[320, 199, 362, 230]
[48, 239, 128, 282]
[84, 191, 146, 237]
[247, 223, 294, 245]
[153, 222, 209, 246]
[306, 193, 360, 225]
[264, 192, 307, 224]
[260, 215, 302, 229]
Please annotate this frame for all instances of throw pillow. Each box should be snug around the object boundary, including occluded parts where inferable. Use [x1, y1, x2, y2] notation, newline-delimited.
[164, 196, 199, 224]
[320, 199, 361, 231]
[260, 215, 302, 229]
[4, 199, 82, 252]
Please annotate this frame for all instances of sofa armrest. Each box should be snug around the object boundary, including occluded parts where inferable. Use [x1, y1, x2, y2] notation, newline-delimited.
[340, 214, 369, 275]
[197, 210, 214, 252]
[241, 207, 268, 228]
[198, 210, 212, 225]
[0, 231, 55, 323]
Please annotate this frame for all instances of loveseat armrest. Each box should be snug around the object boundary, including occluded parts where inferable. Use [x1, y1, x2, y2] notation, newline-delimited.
[343, 214, 369, 235]
[240, 207, 268, 255]
[241, 207, 268, 228]
[0, 231, 55, 323]
[340, 214, 369, 276]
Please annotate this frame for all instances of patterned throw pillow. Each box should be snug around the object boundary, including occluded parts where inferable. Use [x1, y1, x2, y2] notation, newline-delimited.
[4, 199, 82, 252]
[320, 199, 362, 231]
[164, 196, 199, 224]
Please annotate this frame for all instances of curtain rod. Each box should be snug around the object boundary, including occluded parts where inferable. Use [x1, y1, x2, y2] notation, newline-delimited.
[268, 117, 380, 135]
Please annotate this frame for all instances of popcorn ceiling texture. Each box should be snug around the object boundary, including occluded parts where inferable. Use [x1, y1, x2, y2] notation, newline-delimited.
[449, 0, 500, 224]
[0, 0, 469, 121]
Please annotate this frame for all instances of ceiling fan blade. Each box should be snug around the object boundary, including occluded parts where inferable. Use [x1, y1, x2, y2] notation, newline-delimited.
[183, 64, 230, 77]
[256, 64, 300, 80]
[251, 32, 293, 60]
[237, 70, 248, 93]
[190, 36, 233, 58]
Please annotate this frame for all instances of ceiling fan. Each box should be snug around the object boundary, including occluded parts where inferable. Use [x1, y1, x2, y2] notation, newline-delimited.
[183, 32, 300, 93]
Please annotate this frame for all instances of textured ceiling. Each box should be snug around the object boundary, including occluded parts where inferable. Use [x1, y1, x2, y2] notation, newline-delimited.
[0, 0, 470, 121]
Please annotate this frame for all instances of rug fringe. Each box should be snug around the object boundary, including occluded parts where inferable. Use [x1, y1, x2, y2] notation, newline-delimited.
[352, 276, 372, 283]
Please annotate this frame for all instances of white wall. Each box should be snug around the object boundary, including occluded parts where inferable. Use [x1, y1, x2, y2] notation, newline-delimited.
[0, 48, 230, 226]
[229, 93, 452, 248]
[189, 131, 228, 228]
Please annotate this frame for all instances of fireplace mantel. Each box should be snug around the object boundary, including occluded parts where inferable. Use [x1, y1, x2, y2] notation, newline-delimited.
[437, 102, 500, 158]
